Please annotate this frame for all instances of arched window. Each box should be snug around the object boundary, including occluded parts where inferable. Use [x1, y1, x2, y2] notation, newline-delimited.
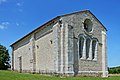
[86, 38, 90, 59]
[78, 34, 98, 60]
[92, 40, 97, 59]
[79, 36, 84, 58]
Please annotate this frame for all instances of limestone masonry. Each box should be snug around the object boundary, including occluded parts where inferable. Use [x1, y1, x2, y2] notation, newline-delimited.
[11, 10, 108, 77]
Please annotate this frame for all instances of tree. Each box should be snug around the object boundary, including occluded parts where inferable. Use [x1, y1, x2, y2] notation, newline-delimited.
[108, 66, 120, 74]
[0, 44, 10, 70]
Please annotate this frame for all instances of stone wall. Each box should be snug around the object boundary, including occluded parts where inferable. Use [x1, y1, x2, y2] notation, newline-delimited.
[13, 38, 33, 72]
[12, 19, 59, 73]
[35, 32, 54, 73]
[61, 11, 108, 77]
[12, 10, 108, 77]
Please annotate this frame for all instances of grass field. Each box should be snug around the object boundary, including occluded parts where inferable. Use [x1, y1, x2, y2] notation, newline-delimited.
[0, 70, 120, 80]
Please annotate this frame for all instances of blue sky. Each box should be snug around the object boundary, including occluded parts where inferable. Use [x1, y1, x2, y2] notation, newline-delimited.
[0, 0, 119, 67]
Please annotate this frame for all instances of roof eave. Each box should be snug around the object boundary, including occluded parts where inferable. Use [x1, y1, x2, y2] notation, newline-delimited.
[10, 10, 107, 47]
[10, 16, 61, 47]
[87, 11, 108, 31]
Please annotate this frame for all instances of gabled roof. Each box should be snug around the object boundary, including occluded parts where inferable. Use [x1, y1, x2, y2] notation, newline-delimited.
[60, 10, 107, 31]
[10, 16, 60, 47]
[10, 10, 107, 47]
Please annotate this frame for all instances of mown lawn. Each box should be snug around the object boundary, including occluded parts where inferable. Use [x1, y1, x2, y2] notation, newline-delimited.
[0, 70, 120, 80]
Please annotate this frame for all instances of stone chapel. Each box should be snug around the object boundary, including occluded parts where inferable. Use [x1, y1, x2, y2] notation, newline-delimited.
[11, 10, 108, 77]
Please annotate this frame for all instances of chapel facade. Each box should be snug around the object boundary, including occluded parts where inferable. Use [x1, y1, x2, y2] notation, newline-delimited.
[11, 10, 108, 77]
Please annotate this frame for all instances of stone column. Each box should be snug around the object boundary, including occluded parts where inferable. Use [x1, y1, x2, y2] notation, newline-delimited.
[30, 34, 36, 73]
[53, 23, 61, 73]
[73, 36, 79, 76]
[81, 39, 86, 59]
[67, 24, 74, 74]
[88, 40, 92, 60]
[102, 31, 108, 77]
[60, 23, 64, 74]
[64, 23, 69, 74]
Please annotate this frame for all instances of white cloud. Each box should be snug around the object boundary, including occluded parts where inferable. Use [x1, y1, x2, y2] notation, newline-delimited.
[16, 2, 24, 12]
[0, 22, 9, 30]
[16, 22, 20, 26]
[0, 0, 7, 5]
[16, 2, 21, 6]
[16, 2, 24, 7]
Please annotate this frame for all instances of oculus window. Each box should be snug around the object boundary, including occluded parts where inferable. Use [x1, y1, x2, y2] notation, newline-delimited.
[84, 19, 93, 32]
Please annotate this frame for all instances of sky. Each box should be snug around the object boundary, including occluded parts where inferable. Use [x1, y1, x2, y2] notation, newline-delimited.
[0, 0, 120, 67]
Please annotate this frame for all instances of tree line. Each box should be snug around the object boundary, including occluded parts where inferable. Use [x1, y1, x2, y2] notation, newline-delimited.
[108, 66, 120, 74]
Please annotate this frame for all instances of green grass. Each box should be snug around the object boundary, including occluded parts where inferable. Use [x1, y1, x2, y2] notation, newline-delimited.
[0, 70, 120, 80]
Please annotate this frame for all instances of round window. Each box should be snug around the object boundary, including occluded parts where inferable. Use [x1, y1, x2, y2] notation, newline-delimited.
[84, 19, 93, 32]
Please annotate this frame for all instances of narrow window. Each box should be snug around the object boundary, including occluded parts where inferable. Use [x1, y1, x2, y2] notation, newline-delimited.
[79, 37, 84, 58]
[86, 38, 90, 59]
[36, 45, 39, 49]
[50, 40, 53, 44]
[92, 40, 97, 59]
